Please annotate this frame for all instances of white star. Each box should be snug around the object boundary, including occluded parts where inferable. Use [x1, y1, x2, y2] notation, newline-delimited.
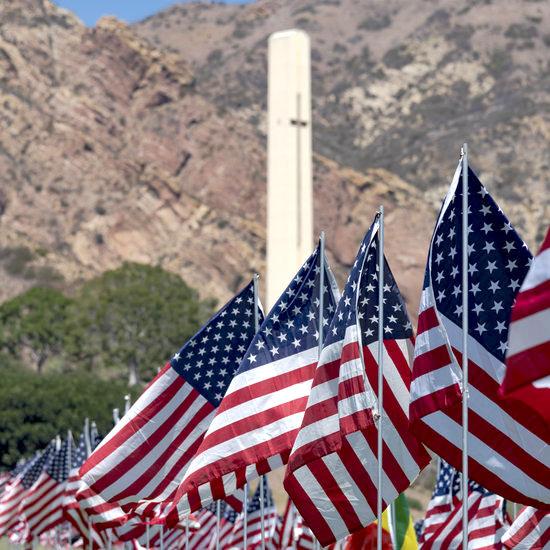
[470, 283, 481, 296]
[508, 279, 520, 292]
[475, 323, 487, 335]
[299, 325, 308, 335]
[435, 252, 444, 265]
[437, 290, 446, 302]
[388, 315, 397, 323]
[449, 247, 457, 260]
[436, 234, 444, 246]
[502, 222, 513, 233]
[248, 354, 257, 364]
[486, 261, 497, 274]
[277, 333, 287, 342]
[480, 204, 491, 216]
[468, 263, 478, 276]
[483, 241, 495, 254]
[255, 340, 265, 350]
[307, 311, 315, 322]
[451, 266, 459, 277]
[344, 296, 351, 307]
[206, 369, 214, 378]
[491, 301, 503, 313]
[384, 326, 393, 334]
[454, 304, 463, 316]
[488, 280, 500, 293]
[173, 352, 180, 361]
[364, 328, 374, 338]
[270, 346, 279, 356]
[292, 338, 301, 348]
[436, 271, 444, 283]
[496, 321, 507, 334]
[504, 241, 515, 253]
[473, 303, 483, 315]
[452, 285, 461, 298]
[506, 259, 517, 271]
[366, 283, 375, 293]
[481, 223, 492, 234]
[286, 319, 295, 329]
[498, 341, 507, 353]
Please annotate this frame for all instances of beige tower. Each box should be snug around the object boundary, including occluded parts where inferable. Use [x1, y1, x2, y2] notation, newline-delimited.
[267, 29, 313, 309]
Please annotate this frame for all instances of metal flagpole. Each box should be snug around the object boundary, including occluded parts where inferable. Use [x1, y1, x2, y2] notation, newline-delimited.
[216, 500, 221, 550]
[252, 273, 261, 550]
[461, 143, 470, 550]
[88, 519, 93, 550]
[376, 205, 385, 550]
[146, 524, 150, 549]
[313, 233, 326, 550]
[160, 524, 164, 550]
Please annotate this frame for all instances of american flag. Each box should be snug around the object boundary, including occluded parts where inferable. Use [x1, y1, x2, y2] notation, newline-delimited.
[501, 225, 550, 425]
[207, 502, 238, 550]
[227, 477, 278, 549]
[0, 444, 54, 536]
[410, 162, 550, 507]
[418, 460, 459, 543]
[169, 243, 339, 517]
[20, 436, 73, 540]
[284, 216, 430, 546]
[78, 281, 261, 527]
[187, 502, 219, 550]
[421, 491, 508, 550]
[273, 499, 297, 550]
[294, 513, 315, 550]
[501, 506, 550, 549]
[64, 431, 108, 549]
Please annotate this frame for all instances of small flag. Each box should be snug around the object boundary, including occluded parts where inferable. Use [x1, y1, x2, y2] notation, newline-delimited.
[502, 506, 550, 549]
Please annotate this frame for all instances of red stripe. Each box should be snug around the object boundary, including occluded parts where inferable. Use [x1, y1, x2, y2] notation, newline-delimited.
[385, 339, 413, 390]
[108, 397, 213, 502]
[80, 367, 184, 477]
[217, 362, 316, 413]
[411, 419, 550, 509]
[409, 383, 461, 422]
[198, 396, 308, 453]
[413, 344, 453, 377]
[284, 470, 334, 545]
[417, 306, 439, 334]
[511, 279, 550, 322]
[504, 340, 550, 393]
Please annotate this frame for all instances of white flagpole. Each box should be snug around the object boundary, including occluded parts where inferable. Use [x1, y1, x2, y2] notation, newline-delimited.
[88, 519, 93, 550]
[461, 143, 470, 550]
[314, 232, 326, 550]
[252, 273, 261, 550]
[376, 206, 385, 550]
[216, 500, 221, 550]
[146, 524, 150, 549]
[160, 524, 164, 550]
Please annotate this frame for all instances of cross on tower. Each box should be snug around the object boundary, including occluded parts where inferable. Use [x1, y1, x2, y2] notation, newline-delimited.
[290, 93, 308, 248]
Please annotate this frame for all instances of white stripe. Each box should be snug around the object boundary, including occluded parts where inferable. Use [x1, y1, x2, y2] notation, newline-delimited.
[521, 247, 550, 291]
[508, 308, 550, 356]
[184, 411, 305, 478]
[226, 347, 319, 395]
[206, 378, 313, 434]
[422, 412, 550, 503]
[410, 365, 458, 401]
[534, 374, 550, 389]
[93, 367, 180, 454]
[291, 413, 340, 453]
[117, 400, 214, 505]
[292, 464, 343, 540]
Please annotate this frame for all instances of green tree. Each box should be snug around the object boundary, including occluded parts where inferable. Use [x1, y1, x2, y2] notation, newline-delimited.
[0, 358, 139, 468]
[65, 263, 214, 384]
[0, 287, 72, 373]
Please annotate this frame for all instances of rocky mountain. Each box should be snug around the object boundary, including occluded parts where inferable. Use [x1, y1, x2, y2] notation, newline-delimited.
[0, 0, 548, 318]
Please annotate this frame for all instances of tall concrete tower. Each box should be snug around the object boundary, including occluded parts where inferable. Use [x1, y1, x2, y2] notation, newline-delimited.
[267, 29, 313, 309]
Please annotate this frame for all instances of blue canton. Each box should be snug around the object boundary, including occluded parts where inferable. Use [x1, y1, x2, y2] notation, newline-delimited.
[21, 442, 55, 489]
[72, 432, 88, 469]
[325, 215, 413, 348]
[48, 438, 72, 483]
[170, 281, 263, 406]
[246, 476, 273, 514]
[239, 243, 338, 373]
[429, 166, 532, 362]
[223, 503, 239, 524]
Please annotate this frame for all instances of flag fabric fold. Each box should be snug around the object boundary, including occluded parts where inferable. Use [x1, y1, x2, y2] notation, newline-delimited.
[77, 281, 262, 527]
[285, 216, 430, 546]
[168, 243, 339, 518]
[501, 225, 550, 424]
[501, 506, 550, 549]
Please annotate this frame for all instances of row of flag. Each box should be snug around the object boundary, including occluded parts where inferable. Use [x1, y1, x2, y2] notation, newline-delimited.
[1, 154, 549, 548]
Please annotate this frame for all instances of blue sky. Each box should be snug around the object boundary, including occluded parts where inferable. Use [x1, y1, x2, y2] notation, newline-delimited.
[55, 1, 249, 26]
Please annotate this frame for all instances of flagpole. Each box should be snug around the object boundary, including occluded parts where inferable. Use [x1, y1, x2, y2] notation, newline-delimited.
[375, 206, 385, 550]
[160, 524, 164, 550]
[252, 273, 263, 550]
[314, 232, 326, 550]
[216, 500, 221, 550]
[185, 514, 190, 550]
[461, 143, 469, 550]
[146, 523, 150, 549]
[88, 519, 93, 550]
